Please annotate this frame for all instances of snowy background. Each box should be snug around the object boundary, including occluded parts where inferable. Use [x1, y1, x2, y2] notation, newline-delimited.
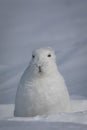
[0, 0, 87, 129]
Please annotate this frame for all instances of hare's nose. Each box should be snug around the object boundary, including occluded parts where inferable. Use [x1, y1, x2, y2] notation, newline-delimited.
[38, 66, 42, 72]
[35, 64, 42, 72]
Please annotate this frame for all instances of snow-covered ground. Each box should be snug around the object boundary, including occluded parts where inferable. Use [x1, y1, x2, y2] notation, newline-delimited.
[0, 100, 87, 130]
[0, 0, 87, 129]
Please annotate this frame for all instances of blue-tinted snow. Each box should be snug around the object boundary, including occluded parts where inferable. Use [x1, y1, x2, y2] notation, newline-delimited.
[0, 0, 87, 104]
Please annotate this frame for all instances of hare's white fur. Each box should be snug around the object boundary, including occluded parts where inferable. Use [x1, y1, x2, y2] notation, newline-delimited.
[14, 47, 71, 117]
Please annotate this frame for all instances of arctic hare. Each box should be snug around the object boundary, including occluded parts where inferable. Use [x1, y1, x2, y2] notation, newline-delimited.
[14, 47, 71, 117]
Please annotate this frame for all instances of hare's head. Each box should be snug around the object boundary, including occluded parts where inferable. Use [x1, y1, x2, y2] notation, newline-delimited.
[29, 47, 57, 77]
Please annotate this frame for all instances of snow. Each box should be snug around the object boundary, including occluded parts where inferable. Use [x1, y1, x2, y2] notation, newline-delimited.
[0, 0, 87, 129]
[0, 121, 87, 130]
[0, 100, 87, 130]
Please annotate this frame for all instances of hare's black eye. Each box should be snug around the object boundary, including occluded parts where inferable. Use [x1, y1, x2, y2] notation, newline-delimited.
[48, 54, 51, 57]
[32, 55, 35, 58]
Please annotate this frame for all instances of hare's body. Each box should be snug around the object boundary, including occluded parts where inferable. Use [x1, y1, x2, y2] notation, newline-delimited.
[14, 48, 71, 117]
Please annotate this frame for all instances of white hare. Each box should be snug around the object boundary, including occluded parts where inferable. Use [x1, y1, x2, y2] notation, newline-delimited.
[14, 47, 71, 117]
